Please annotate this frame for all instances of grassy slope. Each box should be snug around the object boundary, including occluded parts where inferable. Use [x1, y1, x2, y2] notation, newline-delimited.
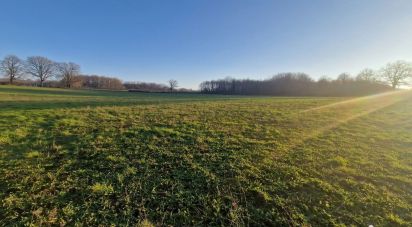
[0, 86, 411, 226]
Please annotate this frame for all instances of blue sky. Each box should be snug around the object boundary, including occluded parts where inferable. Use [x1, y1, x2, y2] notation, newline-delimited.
[1, 0, 411, 89]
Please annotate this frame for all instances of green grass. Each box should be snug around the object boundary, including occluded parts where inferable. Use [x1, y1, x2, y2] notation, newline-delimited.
[0, 85, 411, 226]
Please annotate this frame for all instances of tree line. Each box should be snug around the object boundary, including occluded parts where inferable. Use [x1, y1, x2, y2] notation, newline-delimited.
[0, 54, 186, 92]
[200, 61, 412, 96]
[0, 55, 126, 90]
[2, 54, 411, 95]
[124, 80, 188, 92]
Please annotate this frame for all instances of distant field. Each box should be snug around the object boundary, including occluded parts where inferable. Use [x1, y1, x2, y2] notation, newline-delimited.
[0, 85, 411, 226]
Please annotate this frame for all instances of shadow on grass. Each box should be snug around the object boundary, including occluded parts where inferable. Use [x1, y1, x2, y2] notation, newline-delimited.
[0, 86, 243, 99]
[0, 98, 234, 111]
[0, 111, 245, 225]
[0, 86, 112, 97]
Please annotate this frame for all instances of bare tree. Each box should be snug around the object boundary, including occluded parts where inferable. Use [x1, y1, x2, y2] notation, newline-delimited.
[0, 55, 24, 84]
[356, 68, 377, 82]
[25, 56, 56, 87]
[380, 60, 412, 89]
[57, 62, 80, 88]
[168, 79, 178, 92]
[337, 73, 352, 82]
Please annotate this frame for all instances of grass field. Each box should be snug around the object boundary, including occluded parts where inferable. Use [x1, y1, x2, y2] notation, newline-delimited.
[0, 85, 411, 226]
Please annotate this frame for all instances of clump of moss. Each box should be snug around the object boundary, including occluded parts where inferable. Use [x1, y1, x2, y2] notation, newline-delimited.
[26, 151, 41, 158]
[138, 219, 155, 227]
[90, 183, 114, 195]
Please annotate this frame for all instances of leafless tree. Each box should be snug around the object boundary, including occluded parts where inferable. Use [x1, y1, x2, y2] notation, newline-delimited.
[337, 73, 352, 82]
[57, 62, 81, 88]
[25, 56, 56, 87]
[356, 68, 377, 82]
[380, 60, 412, 89]
[0, 55, 24, 84]
[168, 79, 178, 92]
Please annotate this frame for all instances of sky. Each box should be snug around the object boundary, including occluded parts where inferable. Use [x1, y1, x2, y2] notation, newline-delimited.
[0, 0, 411, 89]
